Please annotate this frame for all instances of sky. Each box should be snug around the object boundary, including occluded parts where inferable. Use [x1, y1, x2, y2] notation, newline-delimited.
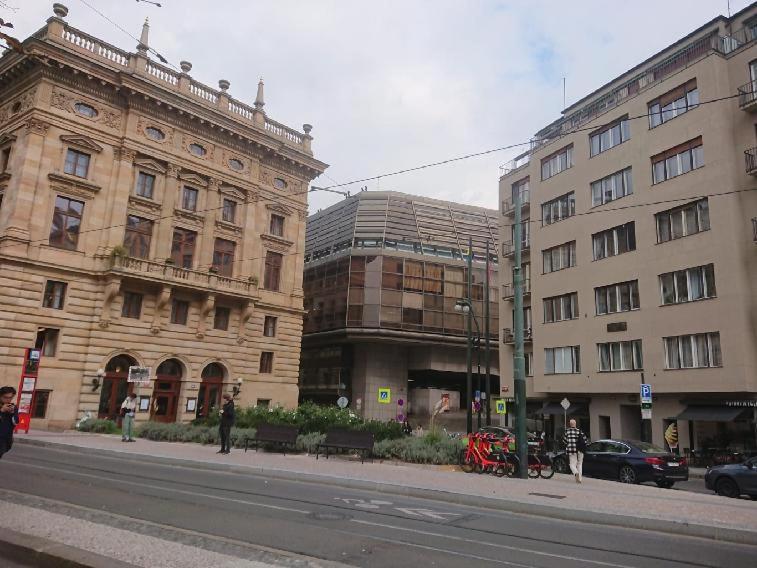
[5, 0, 751, 212]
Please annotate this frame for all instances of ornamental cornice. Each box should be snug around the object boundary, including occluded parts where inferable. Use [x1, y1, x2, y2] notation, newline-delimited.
[214, 219, 243, 237]
[127, 195, 162, 218]
[261, 233, 294, 251]
[173, 208, 205, 228]
[48, 172, 101, 199]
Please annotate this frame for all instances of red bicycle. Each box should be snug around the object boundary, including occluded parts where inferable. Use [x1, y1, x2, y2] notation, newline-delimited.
[459, 433, 510, 477]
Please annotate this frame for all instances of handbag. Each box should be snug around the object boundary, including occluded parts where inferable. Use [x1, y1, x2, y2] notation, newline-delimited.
[119, 407, 127, 418]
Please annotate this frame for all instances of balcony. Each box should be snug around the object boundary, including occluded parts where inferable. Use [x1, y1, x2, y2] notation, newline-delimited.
[746, 148, 757, 176]
[738, 81, 757, 112]
[502, 279, 531, 301]
[502, 327, 533, 344]
[501, 190, 531, 216]
[502, 238, 530, 258]
[103, 255, 257, 297]
[499, 153, 531, 177]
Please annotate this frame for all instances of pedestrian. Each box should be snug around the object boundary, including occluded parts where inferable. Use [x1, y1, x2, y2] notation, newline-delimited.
[120, 392, 137, 442]
[402, 419, 412, 436]
[562, 418, 589, 483]
[0, 386, 19, 459]
[218, 393, 235, 455]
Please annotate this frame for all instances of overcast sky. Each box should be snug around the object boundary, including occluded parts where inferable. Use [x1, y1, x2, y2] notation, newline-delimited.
[8, 0, 750, 212]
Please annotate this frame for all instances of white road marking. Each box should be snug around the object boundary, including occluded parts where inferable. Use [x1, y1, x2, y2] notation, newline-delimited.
[394, 507, 460, 521]
[333, 498, 393, 509]
[351, 519, 637, 568]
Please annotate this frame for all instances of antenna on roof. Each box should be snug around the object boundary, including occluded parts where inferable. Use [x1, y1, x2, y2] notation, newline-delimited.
[563, 76, 566, 110]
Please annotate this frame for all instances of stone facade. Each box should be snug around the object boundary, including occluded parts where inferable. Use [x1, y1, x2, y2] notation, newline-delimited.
[0, 5, 327, 429]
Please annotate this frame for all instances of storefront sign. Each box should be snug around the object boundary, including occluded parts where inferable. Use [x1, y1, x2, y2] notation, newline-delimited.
[128, 366, 151, 383]
[15, 348, 41, 433]
[725, 401, 757, 407]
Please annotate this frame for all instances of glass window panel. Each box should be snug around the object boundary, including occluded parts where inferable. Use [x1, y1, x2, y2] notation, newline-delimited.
[633, 341, 643, 369]
[675, 271, 688, 301]
[545, 349, 555, 374]
[710, 333, 722, 366]
[665, 155, 679, 178]
[599, 344, 610, 371]
[657, 214, 671, 243]
[619, 283, 631, 311]
[380, 306, 401, 324]
[660, 273, 675, 304]
[688, 268, 704, 300]
[596, 288, 607, 315]
[681, 336, 694, 367]
[684, 205, 698, 235]
[687, 89, 699, 108]
[698, 200, 710, 231]
[607, 286, 618, 313]
[671, 211, 684, 239]
[621, 342, 634, 370]
[693, 146, 704, 168]
[591, 181, 602, 206]
[695, 334, 709, 367]
[544, 299, 554, 323]
[611, 342, 622, 370]
[665, 337, 680, 369]
[649, 103, 662, 127]
[680, 150, 692, 174]
[704, 264, 716, 297]
[653, 161, 665, 184]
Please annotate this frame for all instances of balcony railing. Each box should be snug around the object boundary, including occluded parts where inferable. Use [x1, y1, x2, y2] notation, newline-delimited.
[502, 327, 533, 344]
[502, 279, 531, 300]
[105, 255, 256, 295]
[738, 81, 757, 110]
[499, 153, 531, 177]
[501, 190, 531, 215]
[502, 238, 530, 257]
[746, 148, 757, 175]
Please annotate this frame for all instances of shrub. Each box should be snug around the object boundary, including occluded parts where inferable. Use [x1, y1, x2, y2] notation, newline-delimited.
[136, 422, 256, 448]
[296, 432, 326, 453]
[373, 434, 460, 465]
[77, 419, 118, 434]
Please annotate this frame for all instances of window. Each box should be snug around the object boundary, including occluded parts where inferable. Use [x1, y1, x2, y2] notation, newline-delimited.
[541, 192, 575, 226]
[273, 178, 287, 190]
[591, 167, 632, 207]
[256, 398, 271, 408]
[664, 332, 722, 369]
[264, 316, 277, 337]
[590, 116, 630, 156]
[124, 215, 153, 258]
[121, 292, 143, 318]
[259, 351, 274, 374]
[545, 346, 580, 374]
[598, 340, 643, 371]
[228, 158, 244, 171]
[64, 149, 90, 178]
[513, 353, 534, 376]
[541, 145, 573, 180]
[595, 280, 640, 315]
[171, 299, 189, 325]
[543, 292, 578, 323]
[135, 172, 155, 199]
[655, 199, 710, 243]
[182, 187, 198, 211]
[270, 214, 285, 237]
[35, 328, 59, 357]
[592, 222, 636, 260]
[188, 143, 206, 157]
[660, 264, 716, 305]
[542, 241, 576, 273]
[145, 127, 165, 141]
[213, 307, 230, 331]
[43, 280, 67, 309]
[1, 146, 10, 172]
[171, 228, 196, 268]
[652, 137, 704, 183]
[222, 199, 237, 223]
[212, 238, 235, 277]
[648, 79, 698, 128]
[31, 390, 50, 419]
[49, 195, 84, 250]
[74, 102, 98, 118]
[264, 251, 283, 291]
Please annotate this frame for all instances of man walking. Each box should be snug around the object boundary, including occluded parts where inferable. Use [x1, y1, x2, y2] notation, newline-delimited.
[120, 393, 137, 442]
[0, 386, 19, 459]
[562, 418, 589, 483]
[218, 393, 235, 455]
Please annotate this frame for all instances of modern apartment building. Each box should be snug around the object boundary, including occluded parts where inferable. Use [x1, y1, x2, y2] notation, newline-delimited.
[300, 191, 499, 422]
[0, 4, 326, 429]
[498, 5, 757, 454]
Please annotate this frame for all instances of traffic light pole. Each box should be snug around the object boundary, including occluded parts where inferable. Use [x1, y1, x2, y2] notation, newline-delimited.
[484, 240, 491, 426]
[513, 188, 528, 479]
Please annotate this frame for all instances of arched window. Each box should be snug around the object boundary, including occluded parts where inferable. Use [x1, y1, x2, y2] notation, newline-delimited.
[156, 358, 183, 378]
[201, 363, 225, 381]
[105, 355, 137, 375]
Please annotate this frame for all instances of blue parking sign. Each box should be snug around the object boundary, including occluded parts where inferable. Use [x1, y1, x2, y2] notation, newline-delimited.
[640, 384, 652, 403]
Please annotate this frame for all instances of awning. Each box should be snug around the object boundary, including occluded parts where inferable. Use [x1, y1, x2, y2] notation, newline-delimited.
[676, 406, 752, 422]
[540, 402, 586, 415]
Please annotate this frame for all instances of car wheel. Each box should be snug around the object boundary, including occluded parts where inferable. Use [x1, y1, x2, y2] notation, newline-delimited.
[552, 456, 568, 474]
[619, 465, 637, 484]
[715, 477, 740, 498]
[656, 480, 674, 489]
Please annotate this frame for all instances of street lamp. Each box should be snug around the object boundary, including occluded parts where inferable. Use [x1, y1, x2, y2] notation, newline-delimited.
[455, 299, 484, 430]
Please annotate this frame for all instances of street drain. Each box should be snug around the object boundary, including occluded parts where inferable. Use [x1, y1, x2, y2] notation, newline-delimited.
[309, 512, 351, 521]
[528, 492, 566, 499]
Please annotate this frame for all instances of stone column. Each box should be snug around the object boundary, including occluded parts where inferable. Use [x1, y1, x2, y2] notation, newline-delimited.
[100, 146, 136, 255]
[198, 178, 220, 272]
[154, 163, 180, 261]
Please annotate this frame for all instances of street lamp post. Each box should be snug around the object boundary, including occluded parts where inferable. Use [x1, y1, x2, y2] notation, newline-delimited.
[455, 298, 482, 434]
[513, 184, 528, 479]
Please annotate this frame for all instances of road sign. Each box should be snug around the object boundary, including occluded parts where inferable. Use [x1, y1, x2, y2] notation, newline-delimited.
[474, 390, 481, 402]
[640, 384, 652, 404]
[641, 408, 652, 420]
[495, 399, 507, 414]
[560, 397, 571, 411]
[337, 396, 349, 408]
[128, 366, 151, 383]
[378, 388, 391, 404]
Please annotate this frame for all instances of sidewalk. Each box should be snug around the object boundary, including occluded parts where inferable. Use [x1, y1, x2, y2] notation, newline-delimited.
[17, 430, 757, 546]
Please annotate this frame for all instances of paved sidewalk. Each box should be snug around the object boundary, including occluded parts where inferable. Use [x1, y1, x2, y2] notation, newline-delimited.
[16, 430, 757, 545]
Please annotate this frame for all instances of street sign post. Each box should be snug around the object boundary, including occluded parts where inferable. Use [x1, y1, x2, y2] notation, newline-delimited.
[560, 397, 570, 429]
[337, 396, 349, 409]
[15, 348, 41, 434]
[640, 383, 652, 420]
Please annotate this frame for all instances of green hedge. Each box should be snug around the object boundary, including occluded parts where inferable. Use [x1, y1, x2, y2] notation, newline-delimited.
[77, 418, 119, 434]
[370, 433, 460, 465]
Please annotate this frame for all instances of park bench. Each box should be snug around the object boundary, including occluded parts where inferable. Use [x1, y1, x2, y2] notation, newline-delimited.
[316, 429, 374, 464]
[244, 423, 299, 454]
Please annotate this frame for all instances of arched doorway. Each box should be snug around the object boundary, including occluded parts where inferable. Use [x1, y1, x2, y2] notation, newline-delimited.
[151, 358, 183, 423]
[98, 355, 137, 420]
[197, 363, 225, 419]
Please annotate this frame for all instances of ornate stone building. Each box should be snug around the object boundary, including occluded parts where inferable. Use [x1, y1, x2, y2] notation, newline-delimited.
[0, 4, 327, 429]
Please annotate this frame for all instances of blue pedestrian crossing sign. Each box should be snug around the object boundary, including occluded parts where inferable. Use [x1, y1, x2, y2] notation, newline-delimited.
[495, 399, 507, 414]
[640, 384, 652, 404]
[378, 388, 391, 404]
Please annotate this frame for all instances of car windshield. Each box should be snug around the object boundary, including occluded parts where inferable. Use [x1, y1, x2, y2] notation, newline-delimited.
[634, 441, 668, 453]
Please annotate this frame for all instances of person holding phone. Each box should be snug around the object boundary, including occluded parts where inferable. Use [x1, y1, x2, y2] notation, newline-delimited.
[0, 386, 19, 459]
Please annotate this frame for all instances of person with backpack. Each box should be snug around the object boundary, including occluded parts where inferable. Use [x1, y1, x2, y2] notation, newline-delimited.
[562, 418, 589, 483]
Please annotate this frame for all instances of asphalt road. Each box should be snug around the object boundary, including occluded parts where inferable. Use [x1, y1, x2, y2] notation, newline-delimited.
[2, 444, 755, 568]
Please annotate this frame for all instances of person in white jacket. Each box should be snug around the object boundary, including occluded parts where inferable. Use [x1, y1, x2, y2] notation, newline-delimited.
[120, 393, 137, 442]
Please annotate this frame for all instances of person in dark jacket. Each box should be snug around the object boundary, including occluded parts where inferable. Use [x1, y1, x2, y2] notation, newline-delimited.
[217, 393, 235, 455]
[0, 386, 19, 459]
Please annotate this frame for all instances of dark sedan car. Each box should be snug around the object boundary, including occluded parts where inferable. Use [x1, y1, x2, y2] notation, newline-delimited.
[704, 456, 757, 499]
[552, 439, 688, 487]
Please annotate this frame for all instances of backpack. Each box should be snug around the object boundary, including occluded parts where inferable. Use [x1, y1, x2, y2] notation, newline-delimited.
[576, 432, 587, 452]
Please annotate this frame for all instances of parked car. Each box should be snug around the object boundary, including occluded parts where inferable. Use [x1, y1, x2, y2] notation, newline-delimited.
[551, 439, 688, 487]
[704, 456, 757, 499]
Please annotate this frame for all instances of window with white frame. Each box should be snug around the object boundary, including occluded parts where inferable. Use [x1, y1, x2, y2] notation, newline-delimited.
[595, 280, 639, 315]
[543, 292, 578, 323]
[515, 353, 534, 377]
[542, 241, 576, 273]
[664, 332, 721, 369]
[660, 264, 716, 305]
[592, 222, 635, 260]
[655, 199, 710, 243]
[511, 306, 532, 330]
[542, 191, 575, 226]
[591, 167, 632, 207]
[598, 340, 643, 372]
[545, 346, 581, 374]
[648, 79, 699, 128]
[652, 137, 704, 184]
[590, 116, 630, 157]
[541, 145, 573, 180]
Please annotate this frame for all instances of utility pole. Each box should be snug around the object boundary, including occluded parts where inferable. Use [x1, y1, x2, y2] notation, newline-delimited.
[484, 239, 491, 426]
[466, 236, 473, 435]
[513, 187, 528, 479]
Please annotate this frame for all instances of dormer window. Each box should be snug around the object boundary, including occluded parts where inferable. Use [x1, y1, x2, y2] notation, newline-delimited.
[74, 103, 98, 118]
[146, 127, 165, 141]
[64, 148, 90, 178]
[273, 177, 287, 190]
[229, 158, 244, 171]
[189, 143, 206, 157]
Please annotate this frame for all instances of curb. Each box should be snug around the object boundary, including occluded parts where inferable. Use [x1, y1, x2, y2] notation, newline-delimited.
[1, 527, 135, 568]
[16, 437, 757, 547]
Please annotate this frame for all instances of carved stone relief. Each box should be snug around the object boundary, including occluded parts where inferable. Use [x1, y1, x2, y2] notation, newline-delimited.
[49, 86, 122, 130]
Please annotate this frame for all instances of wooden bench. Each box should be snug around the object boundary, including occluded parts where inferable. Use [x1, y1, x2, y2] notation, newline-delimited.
[244, 423, 299, 454]
[316, 429, 374, 464]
